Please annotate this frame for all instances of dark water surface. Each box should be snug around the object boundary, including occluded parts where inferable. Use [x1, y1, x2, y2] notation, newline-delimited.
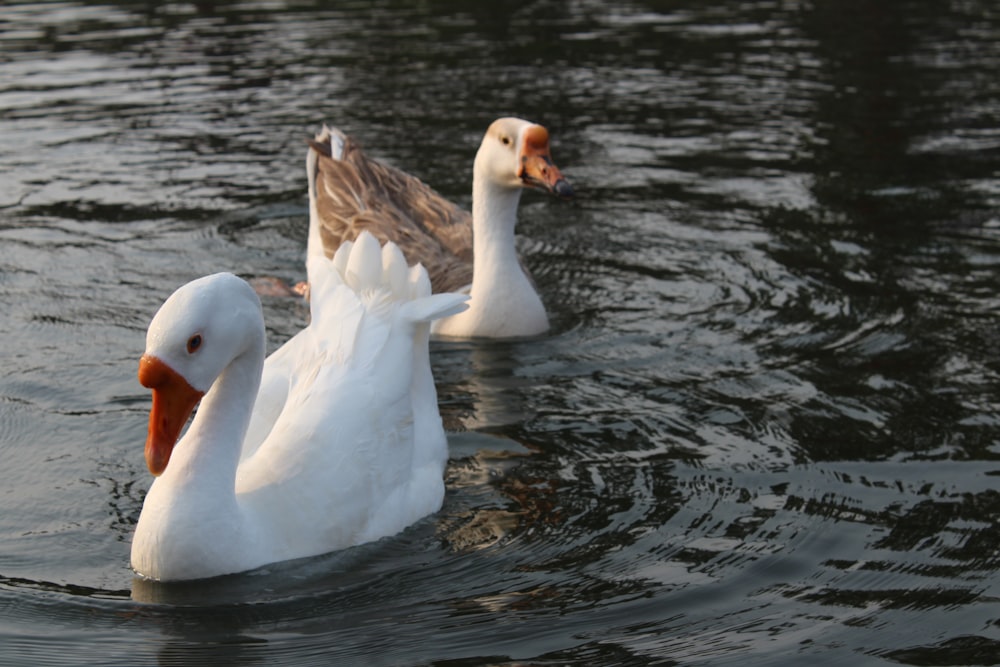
[2, 1, 1000, 664]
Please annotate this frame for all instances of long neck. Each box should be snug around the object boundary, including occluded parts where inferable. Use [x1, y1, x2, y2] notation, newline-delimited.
[470, 174, 525, 296]
[164, 336, 265, 494]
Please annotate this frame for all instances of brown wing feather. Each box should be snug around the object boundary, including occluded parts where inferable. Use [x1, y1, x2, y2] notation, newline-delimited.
[311, 133, 474, 294]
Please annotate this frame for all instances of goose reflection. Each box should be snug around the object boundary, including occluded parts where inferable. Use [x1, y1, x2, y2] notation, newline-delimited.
[433, 341, 565, 553]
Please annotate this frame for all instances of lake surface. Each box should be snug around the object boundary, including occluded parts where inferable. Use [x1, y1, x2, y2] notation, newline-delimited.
[2, 1, 1000, 664]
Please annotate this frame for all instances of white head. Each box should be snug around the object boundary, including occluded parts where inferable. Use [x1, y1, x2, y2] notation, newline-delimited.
[474, 117, 574, 198]
[138, 273, 263, 475]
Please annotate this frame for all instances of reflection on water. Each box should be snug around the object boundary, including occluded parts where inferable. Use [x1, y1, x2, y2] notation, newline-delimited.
[2, 0, 1000, 664]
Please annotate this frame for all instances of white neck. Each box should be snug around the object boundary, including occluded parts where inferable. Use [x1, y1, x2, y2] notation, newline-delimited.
[433, 173, 547, 338]
[471, 176, 523, 292]
[162, 336, 264, 494]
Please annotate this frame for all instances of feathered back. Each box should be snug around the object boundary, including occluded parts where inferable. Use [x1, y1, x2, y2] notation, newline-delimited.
[222, 232, 468, 562]
[307, 126, 475, 294]
[241, 231, 467, 463]
[305, 231, 467, 373]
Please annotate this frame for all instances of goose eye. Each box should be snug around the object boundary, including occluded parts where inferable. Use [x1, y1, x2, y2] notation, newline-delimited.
[186, 334, 203, 354]
[501, 136, 511, 146]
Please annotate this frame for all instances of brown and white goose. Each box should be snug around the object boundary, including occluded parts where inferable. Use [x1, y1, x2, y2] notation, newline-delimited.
[305, 117, 573, 338]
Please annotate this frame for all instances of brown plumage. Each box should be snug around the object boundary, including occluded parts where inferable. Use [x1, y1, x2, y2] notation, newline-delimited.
[308, 131, 475, 294]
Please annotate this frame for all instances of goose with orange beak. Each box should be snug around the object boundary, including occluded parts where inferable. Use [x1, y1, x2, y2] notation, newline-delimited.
[307, 117, 573, 338]
[130, 233, 468, 581]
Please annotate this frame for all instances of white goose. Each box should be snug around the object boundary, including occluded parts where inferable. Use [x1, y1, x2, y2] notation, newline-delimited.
[131, 232, 468, 581]
[307, 117, 573, 338]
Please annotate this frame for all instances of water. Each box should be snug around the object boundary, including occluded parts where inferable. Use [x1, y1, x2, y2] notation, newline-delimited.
[2, 0, 1000, 664]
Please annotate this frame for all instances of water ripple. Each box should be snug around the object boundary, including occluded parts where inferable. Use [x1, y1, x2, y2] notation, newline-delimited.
[2, 0, 1000, 665]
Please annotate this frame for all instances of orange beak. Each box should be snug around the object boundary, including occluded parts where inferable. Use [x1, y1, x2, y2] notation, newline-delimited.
[517, 125, 574, 198]
[137, 354, 204, 476]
